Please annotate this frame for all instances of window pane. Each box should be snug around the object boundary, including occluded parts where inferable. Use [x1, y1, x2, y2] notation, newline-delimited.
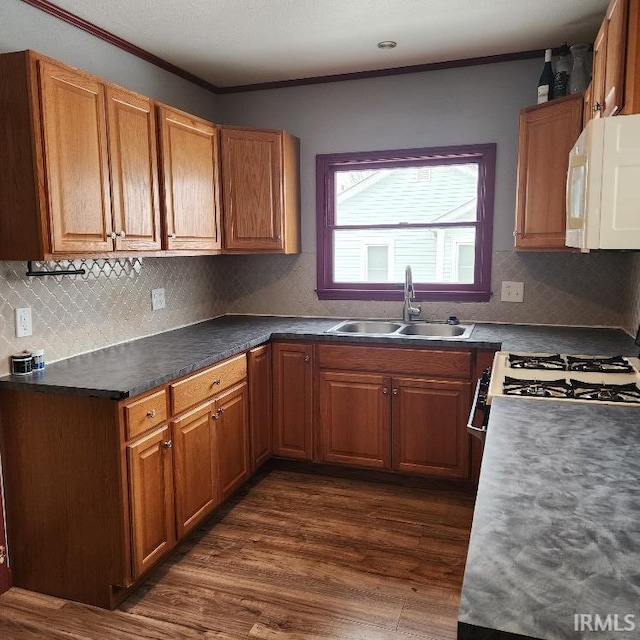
[335, 164, 479, 226]
[334, 227, 476, 284]
[366, 245, 389, 282]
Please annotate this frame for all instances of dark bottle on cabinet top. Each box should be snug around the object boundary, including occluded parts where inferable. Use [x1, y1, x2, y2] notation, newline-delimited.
[553, 44, 571, 98]
[537, 48, 554, 103]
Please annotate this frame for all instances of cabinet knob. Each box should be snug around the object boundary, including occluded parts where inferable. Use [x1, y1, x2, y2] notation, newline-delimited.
[513, 230, 521, 237]
[163, 440, 173, 449]
[169, 233, 177, 239]
[304, 355, 310, 362]
[212, 411, 219, 420]
[110, 232, 117, 240]
[382, 387, 389, 395]
[592, 102, 602, 114]
[218, 407, 225, 414]
[392, 388, 398, 395]
[210, 378, 222, 387]
[146, 409, 156, 419]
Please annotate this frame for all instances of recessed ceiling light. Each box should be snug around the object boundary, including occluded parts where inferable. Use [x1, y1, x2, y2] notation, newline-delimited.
[377, 41, 397, 50]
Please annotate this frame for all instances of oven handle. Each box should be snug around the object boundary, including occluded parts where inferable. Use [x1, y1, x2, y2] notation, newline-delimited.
[467, 377, 489, 440]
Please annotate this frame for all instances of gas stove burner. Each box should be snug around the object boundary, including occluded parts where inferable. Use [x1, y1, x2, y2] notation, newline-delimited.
[570, 380, 640, 403]
[508, 354, 566, 370]
[503, 376, 573, 398]
[567, 355, 634, 373]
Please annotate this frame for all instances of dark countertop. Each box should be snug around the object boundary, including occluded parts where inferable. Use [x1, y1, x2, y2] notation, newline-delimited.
[459, 397, 640, 640]
[0, 315, 636, 399]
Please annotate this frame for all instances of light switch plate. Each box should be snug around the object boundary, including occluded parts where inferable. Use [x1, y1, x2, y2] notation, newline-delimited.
[151, 288, 165, 311]
[501, 281, 524, 303]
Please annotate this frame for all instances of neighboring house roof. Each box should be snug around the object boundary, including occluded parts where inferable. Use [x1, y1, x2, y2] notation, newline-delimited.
[336, 165, 477, 225]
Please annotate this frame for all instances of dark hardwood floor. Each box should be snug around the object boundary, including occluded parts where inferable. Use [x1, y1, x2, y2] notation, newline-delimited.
[0, 466, 475, 639]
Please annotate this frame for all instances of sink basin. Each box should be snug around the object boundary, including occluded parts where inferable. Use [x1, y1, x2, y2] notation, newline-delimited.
[328, 320, 402, 334]
[397, 323, 472, 338]
[326, 320, 474, 339]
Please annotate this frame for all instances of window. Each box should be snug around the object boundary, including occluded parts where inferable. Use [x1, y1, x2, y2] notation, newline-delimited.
[316, 144, 496, 301]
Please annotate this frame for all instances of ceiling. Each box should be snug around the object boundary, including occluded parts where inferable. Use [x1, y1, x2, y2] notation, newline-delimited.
[41, 0, 609, 89]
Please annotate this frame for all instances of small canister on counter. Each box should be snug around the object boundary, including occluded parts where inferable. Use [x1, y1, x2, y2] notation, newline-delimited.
[31, 348, 45, 371]
[11, 351, 33, 376]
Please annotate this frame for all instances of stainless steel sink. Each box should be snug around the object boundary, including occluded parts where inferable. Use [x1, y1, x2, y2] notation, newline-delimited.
[397, 323, 472, 338]
[328, 320, 403, 334]
[326, 319, 474, 340]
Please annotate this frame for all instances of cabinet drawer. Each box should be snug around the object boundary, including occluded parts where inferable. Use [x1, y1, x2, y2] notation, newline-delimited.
[317, 344, 471, 378]
[171, 353, 247, 415]
[124, 389, 168, 440]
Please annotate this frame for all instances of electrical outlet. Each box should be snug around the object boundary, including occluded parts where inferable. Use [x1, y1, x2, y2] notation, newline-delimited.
[151, 288, 166, 311]
[15, 307, 33, 337]
[501, 281, 525, 303]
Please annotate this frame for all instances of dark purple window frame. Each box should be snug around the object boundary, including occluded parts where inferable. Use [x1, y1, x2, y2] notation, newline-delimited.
[316, 143, 496, 302]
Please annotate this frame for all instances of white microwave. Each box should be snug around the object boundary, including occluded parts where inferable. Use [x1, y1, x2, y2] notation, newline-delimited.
[566, 113, 640, 250]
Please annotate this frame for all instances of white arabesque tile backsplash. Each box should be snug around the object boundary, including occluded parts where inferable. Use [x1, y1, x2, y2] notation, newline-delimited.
[0, 257, 228, 376]
[0, 249, 636, 376]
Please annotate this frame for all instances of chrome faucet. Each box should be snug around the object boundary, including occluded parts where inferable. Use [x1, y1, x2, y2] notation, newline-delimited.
[402, 265, 421, 322]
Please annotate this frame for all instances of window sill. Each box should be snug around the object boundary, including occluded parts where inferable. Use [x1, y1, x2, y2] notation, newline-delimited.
[316, 288, 491, 302]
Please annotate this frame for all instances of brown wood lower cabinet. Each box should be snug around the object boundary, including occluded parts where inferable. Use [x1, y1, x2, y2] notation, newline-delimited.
[127, 425, 176, 578]
[172, 401, 218, 540]
[317, 344, 475, 480]
[392, 377, 471, 479]
[0, 352, 251, 609]
[248, 344, 272, 470]
[215, 382, 250, 501]
[272, 342, 313, 460]
[319, 371, 391, 468]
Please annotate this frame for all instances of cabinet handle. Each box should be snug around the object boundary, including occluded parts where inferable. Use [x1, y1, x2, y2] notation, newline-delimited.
[146, 409, 156, 419]
[392, 388, 398, 395]
[382, 387, 389, 395]
[304, 355, 310, 362]
[210, 378, 222, 387]
[163, 440, 173, 449]
[592, 102, 602, 114]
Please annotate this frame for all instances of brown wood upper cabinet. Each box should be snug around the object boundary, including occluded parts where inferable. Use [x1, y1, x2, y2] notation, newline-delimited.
[589, 0, 640, 120]
[220, 127, 300, 254]
[157, 105, 222, 252]
[0, 50, 161, 259]
[514, 94, 583, 250]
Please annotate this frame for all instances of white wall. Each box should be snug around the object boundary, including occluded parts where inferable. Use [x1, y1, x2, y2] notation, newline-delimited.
[0, 0, 218, 120]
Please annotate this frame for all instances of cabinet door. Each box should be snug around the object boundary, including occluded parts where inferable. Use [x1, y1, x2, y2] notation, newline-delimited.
[603, 0, 628, 116]
[38, 60, 113, 254]
[215, 382, 250, 501]
[272, 343, 313, 460]
[221, 128, 283, 251]
[127, 425, 175, 579]
[392, 377, 471, 479]
[158, 106, 221, 251]
[319, 371, 391, 469]
[592, 20, 608, 119]
[172, 402, 218, 539]
[248, 344, 272, 470]
[514, 94, 583, 250]
[106, 86, 161, 251]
